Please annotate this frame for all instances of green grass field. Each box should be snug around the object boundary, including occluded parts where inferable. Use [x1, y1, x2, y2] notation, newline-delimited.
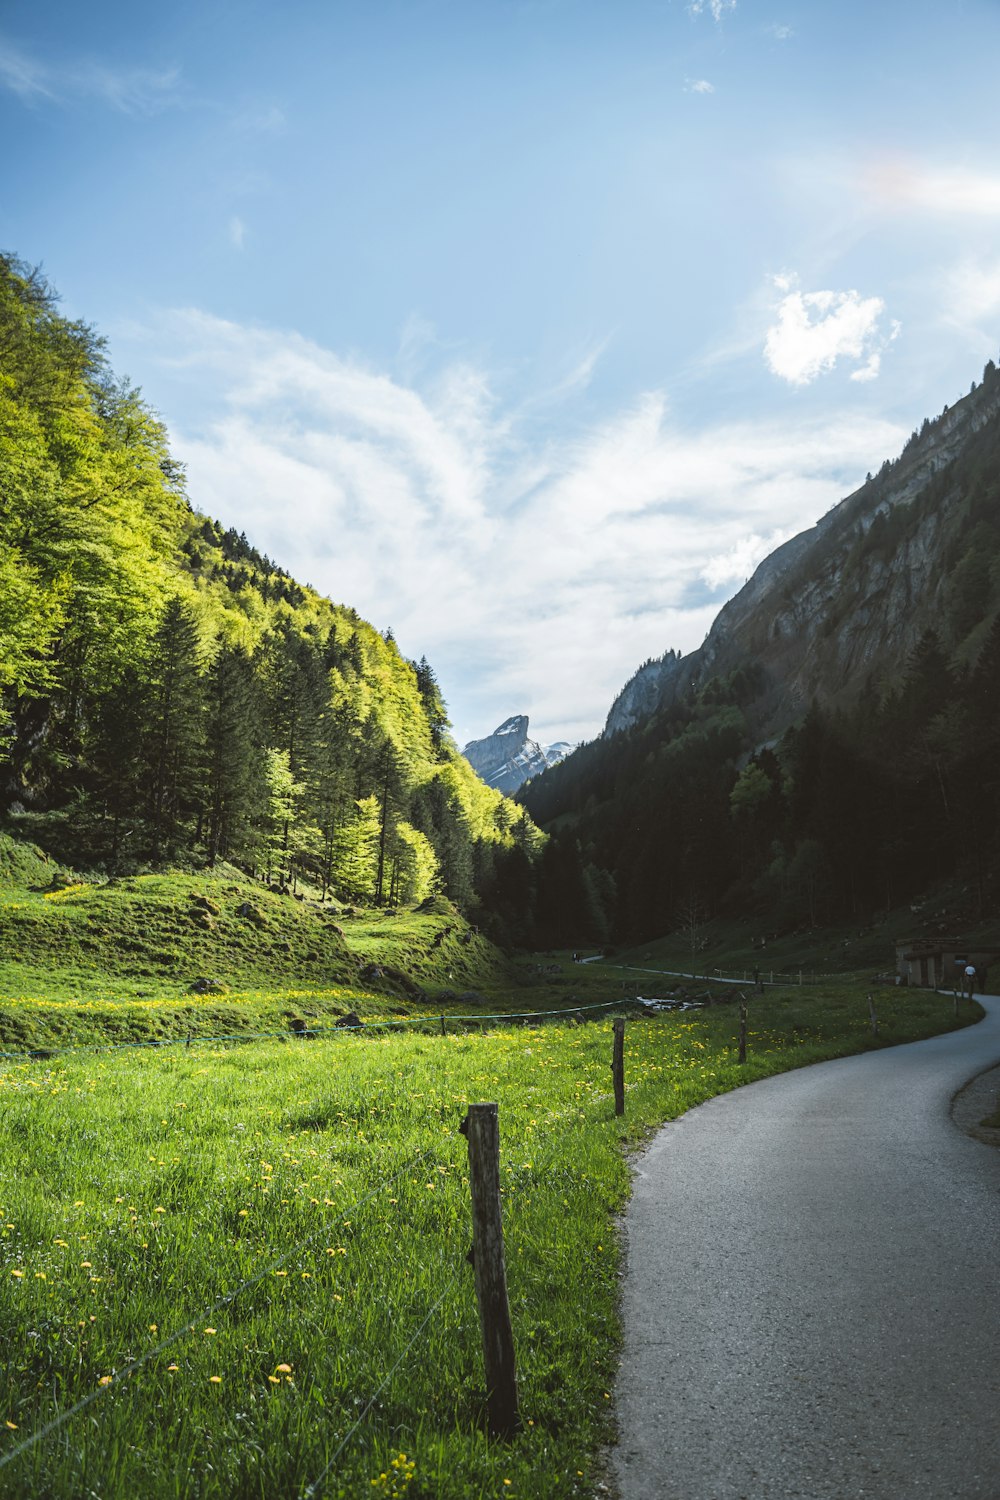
[0, 982, 978, 1500]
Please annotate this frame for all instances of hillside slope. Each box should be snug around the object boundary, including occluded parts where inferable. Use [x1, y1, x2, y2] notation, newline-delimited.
[523, 361, 1000, 945]
[0, 254, 539, 925]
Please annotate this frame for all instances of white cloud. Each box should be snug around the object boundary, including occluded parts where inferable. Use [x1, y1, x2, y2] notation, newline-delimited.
[0, 35, 184, 114]
[228, 216, 247, 250]
[0, 39, 52, 100]
[133, 310, 904, 745]
[866, 159, 1000, 218]
[71, 61, 182, 114]
[700, 529, 796, 589]
[685, 78, 715, 94]
[688, 0, 737, 20]
[231, 103, 286, 134]
[942, 257, 1000, 327]
[764, 279, 899, 386]
[767, 24, 794, 40]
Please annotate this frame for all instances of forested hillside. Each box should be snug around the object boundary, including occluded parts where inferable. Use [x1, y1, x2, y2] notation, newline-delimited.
[522, 368, 1000, 946]
[0, 255, 538, 921]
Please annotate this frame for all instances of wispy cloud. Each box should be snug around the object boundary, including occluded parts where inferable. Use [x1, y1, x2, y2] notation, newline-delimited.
[132, 309, 904, 743]
[766, 24, 794, 41]
[72, 61, 183, 114]
[685, 78, 716, 94]
[764, 276, 900, 386]
[688, 0, 737, 21]
[231, 103, 286, 135]
[865, 158, 1000, 218]
[228, 216, 247, 251]
[0, 39, 52, 101]
[0, 34, 184, 114]
[701, 528, 796, 589]
[939, 257, 1000, 345]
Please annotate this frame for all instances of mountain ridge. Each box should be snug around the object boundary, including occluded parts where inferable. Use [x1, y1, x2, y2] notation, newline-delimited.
[520, 355, 1000, 945]
[604, 366, 1000, 741]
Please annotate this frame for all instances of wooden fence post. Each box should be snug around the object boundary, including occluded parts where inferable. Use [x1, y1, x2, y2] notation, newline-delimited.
[460, 1104, 521, 1440]
[612, 1018, 625, 1116]
[440, 1014, 446, 1036]
[867, 993, 879, 1037]
[738, 995, 748, 1064]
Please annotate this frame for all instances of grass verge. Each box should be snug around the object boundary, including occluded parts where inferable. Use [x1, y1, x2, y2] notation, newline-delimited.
[0, 982, 979, 1499]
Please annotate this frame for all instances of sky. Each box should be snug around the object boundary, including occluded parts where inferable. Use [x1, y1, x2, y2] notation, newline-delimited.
[3, 0, 1000, 749]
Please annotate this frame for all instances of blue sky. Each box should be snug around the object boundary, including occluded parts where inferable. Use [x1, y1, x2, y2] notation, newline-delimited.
[4, 0, 1000, 746]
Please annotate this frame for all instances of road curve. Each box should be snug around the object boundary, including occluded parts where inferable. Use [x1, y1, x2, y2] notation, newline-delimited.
[611, 996, 1000, 1500]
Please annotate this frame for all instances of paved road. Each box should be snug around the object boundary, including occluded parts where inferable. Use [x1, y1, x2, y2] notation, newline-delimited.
[612, 996, 1000, 1500]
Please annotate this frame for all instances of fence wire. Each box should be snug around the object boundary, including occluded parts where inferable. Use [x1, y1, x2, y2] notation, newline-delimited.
[0, 1146, 437, 1474]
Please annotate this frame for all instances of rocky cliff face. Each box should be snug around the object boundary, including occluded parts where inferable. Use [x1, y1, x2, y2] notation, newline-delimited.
[463, 716, 572, 795]
[603, 370, 1000, 741]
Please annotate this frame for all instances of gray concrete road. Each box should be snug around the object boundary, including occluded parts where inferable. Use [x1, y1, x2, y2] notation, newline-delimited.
[612, 996, 1000, 1500]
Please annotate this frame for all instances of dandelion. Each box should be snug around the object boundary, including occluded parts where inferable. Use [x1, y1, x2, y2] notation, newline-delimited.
[98, 1376, 112, 1387]
[275, 1363, 292, 1373]
[9, 1270, 22, 1279]
[204, 1327, 217, 1335]
[5, 1421, 17, 1430]
[209, 1375, 222, 1384]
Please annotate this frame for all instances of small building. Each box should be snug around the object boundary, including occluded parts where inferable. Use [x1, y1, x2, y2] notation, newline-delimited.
[895, 937, 1000, 989]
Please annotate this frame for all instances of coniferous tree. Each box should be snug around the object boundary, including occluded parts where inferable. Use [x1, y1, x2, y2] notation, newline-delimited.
[87, 666, 147, 869]
[144, 596, 204, 860]
[202, 644, 262, 866]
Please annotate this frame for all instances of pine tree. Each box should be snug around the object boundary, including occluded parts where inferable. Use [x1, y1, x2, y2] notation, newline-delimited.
[202, 645, 262, 866]
[144, 596, 204, 860]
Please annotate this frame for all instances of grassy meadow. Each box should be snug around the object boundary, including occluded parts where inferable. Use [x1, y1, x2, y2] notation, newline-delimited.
[0, 980, 978, 1499]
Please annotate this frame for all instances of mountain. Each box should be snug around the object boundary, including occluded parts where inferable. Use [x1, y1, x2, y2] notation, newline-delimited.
[522, 359, 1000, 945]
[605, 368, 1000, 742]
[463, 715, 572, 795]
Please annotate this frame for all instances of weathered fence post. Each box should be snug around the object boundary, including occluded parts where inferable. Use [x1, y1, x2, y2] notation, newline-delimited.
[738, 994, 748, 1064]
[866, 993, 879, 1037]
[460, 1104, 521, 1440]
[440, 1014, 446, 1037]
[612, 1017, 625, 1116]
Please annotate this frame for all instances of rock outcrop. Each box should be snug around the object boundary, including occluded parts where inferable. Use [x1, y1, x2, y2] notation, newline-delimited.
[463, 716, 572, 795]
[602, 371, 1000, 741]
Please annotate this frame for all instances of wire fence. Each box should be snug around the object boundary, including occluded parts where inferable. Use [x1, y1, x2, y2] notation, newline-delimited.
[0, 997, 630, 1066]
[0, 999, 631, 1487]
[0, 975, 916, 1491]
[299, 1266, 464, 1500]
[0, 1146, 440, 1477]
[613, 962, 827, 987]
